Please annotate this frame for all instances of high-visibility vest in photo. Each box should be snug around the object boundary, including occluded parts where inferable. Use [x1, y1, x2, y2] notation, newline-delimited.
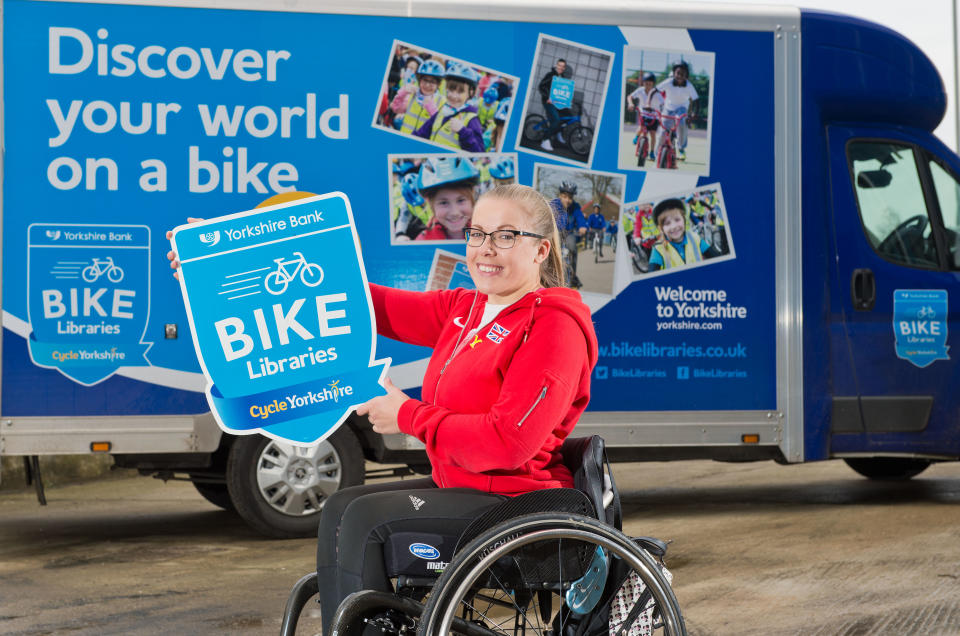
[654, 232, 704, 269]
[430, 110, 478, 149]
[400, 94, 445, 134]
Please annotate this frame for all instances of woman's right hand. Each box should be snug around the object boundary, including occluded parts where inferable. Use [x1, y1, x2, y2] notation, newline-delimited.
[165, 217, 204, 279]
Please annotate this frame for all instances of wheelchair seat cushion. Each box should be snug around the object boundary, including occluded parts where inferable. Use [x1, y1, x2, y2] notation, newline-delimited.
[454, 487, 594, 553]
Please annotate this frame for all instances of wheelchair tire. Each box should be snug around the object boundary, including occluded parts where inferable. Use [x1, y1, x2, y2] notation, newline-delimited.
[418, 513, 685, 636]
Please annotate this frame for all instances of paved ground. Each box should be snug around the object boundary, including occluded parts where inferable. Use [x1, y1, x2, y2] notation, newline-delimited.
[618, 124, 709, 174]
[2, 458, 959, 635]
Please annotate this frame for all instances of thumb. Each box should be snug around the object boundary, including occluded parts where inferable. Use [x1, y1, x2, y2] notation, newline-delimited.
[383, 376, 398, 392]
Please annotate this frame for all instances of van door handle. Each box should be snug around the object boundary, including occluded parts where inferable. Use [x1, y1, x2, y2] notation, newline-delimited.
[851, 268, 876, 311]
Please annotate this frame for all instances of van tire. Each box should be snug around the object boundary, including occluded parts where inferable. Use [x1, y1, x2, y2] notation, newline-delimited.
[226, 428, 364, 538]
[192, 481, 234, 511]
[843, 457, 931, 481]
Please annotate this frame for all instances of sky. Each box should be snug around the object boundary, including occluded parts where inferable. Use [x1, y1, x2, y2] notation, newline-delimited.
[696, 0, 958, 150]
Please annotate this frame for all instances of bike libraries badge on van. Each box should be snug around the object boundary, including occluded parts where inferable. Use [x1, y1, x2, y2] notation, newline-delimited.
[26, 224, 152, 385]
[171, 193, 390, 445]
[893, 289, 950, 368]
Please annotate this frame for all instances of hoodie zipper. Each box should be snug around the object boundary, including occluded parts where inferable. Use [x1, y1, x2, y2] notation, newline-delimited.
[516, 386, 548, 427]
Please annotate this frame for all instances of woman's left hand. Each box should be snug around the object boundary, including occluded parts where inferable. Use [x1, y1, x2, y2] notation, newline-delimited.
[355, 377, 409, 436]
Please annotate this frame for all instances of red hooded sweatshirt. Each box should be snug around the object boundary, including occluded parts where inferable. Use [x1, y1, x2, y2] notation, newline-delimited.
[370, 284, 598, 495]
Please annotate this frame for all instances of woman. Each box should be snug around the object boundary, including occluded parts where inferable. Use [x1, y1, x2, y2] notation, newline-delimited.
[169, 185, 597, 633]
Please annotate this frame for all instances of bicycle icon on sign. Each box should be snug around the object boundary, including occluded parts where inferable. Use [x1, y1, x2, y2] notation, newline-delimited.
[81, 257, 124, 283]
[264, 252, 324, 295]
[917, 306, 936, 319]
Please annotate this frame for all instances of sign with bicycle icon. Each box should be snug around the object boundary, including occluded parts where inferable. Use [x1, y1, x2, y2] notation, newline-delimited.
[26, 223, 152, 385]
[893, 289, 950, 368]
[171, 192, 389, 445]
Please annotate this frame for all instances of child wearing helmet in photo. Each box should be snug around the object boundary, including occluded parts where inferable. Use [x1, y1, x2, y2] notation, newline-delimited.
[628, 71, 664, 161]
[415, 156, 479, 240]
[478, 85, 501, 150]
[489, 157, 516, 187]
[391, 58, 446, 135]
[393, 171, 431, 241]
[549, 180, 587, 288]
[488, 96, 511, 153]
[415, 62, 485, 152]
[649, 197, 720, 272]
[656, 60, 699, 162]
[587, 202, 606, 257]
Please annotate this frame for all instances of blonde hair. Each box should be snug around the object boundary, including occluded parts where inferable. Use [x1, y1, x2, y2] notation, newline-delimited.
[476, 184, 565, 288]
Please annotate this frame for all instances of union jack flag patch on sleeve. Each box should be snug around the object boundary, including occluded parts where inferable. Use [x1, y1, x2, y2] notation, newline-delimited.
[486, 322, 511, 344]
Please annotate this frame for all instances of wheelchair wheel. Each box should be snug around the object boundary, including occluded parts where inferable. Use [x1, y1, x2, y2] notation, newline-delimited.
[418, 513, 685, 636]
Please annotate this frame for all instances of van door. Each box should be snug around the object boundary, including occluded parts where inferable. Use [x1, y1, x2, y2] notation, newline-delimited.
[828, 127, 960, 458]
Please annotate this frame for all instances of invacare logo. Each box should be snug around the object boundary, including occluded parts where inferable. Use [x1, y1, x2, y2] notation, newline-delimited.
[409, 543, 441, 560]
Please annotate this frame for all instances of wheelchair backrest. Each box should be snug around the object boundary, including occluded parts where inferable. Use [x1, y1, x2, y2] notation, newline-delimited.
[561, 435, 622, 530]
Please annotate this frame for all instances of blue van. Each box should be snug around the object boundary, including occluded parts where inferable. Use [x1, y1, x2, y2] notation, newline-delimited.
[2, 1, 956, 536]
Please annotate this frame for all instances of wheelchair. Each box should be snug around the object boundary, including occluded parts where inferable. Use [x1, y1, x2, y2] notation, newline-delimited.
[279, 436, 686, 635]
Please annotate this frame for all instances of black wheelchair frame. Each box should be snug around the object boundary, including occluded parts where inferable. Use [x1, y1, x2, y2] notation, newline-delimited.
[279, 436, 686, 635]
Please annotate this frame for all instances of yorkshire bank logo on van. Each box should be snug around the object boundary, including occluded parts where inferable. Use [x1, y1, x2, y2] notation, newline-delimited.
[199, 230, 221, 246]
[27, 223, 151, 385]
[173, 192, 389, 445]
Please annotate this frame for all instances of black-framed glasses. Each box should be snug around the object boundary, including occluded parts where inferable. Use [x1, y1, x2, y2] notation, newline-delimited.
[464, 227, 545, 249]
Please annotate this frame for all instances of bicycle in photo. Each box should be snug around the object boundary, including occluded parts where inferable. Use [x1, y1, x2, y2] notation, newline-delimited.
[81, 257, 124, 283]
[264, 251, 324, 295]
[523, 109, 593, 158]
[655, 113, 687, 170]
[590, 228, 603, 263]
[634, 110, 660, 167]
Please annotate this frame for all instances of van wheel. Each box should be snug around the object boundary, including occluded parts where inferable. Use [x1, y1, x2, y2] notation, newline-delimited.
[843, 457, 931, 481]
[226, 428, 364, 538]
[192, 481, 234, 511]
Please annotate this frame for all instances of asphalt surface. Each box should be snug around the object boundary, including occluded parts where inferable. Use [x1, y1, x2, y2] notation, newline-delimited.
[2, 458, 959, 635]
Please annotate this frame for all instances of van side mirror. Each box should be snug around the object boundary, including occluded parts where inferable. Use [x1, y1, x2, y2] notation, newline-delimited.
[857, 170, 892, 188]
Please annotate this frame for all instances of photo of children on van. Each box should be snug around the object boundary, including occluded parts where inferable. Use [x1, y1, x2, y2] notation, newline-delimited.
[389, 153, 518, 244]
[532, 163, 625, 296]
[623, 184, 733, 277]
[619, 47, 715, 175]
[375, 41, 519, 153]
[517, 35, 614, 167]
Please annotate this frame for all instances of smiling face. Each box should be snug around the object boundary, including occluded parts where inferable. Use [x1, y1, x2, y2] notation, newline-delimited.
[444, 79, 471, 108]
[428, 186, 474, 237]
[659, 208, 686, 242]
[673, 66, 689, 85]
[419, 75, 439, 96]
[467, 197, 549, 305]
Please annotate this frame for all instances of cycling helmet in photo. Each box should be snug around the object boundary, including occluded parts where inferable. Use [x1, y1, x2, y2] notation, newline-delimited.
[672, 60, 690, 73]
[489, 158, 515, 180]
[417, 156, 480, 194]
[416, 59, 444, 79]
[642, 72, 657, 83]
[494, 97, 512, 122]
[444, 61, 480, 86]
[482, 87, 500, 104]
[592, 203, 601, 210]
[401, 172, 424, 206]
[559, 180, 578, 195]
[392, 159, 415, 174]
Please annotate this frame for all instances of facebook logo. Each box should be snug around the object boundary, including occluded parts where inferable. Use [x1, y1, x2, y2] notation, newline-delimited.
[676, 366, 689, 380]
[595, 366, 609, 380]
